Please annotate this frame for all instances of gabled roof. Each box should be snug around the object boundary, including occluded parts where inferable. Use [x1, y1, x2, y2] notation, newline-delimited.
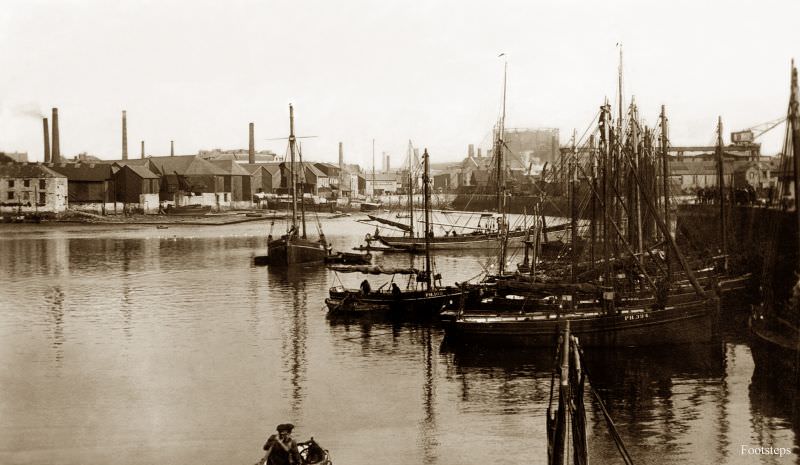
[210, 159, 251, 176]
[46, 162, 113, 181]
[146, 155, 228, 176]
[120, 164, 160, 179]
[0, 162, 66, 178]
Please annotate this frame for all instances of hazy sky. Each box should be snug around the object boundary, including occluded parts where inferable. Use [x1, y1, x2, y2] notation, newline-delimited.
[1, 0, 798, 167]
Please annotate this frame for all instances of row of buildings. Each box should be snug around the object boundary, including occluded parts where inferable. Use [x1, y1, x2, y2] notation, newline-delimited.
[0, 126, 783, 216]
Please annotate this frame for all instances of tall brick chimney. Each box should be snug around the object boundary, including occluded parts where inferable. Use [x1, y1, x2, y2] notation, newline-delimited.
[42, 118, 51, 163]
[51, 108, 60, 163]
[141, 140, 145, 159]
[171, 140, 174, 156]
[122, 111, 128, 160]
[248, 122, 255, 164]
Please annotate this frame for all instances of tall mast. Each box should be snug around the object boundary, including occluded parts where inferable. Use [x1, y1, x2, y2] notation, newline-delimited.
[289, 104, 297, 231]
[423, 148, 432, 291]
[600, 102, 612, 284]
[790, 61, 800, 261]
[660, 105, 671, 282]
[496, 60, 507, 213]
[571, 129, 578, 283]
[632, 100, 644, 254]
[589, 134, 596, 267]
[497, 59, 508, 274]
[716, 116, 727, 264]
[408, 140, 414, 238]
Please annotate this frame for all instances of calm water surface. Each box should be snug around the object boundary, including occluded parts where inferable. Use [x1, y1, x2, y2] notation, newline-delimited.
[0, 216, 798, 464]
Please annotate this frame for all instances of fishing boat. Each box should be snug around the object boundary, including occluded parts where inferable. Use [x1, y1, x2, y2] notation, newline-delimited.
[324, 251, 372, 265]
[267, 104, 329, 266]
[326, 149, 464, 319]
[750, 61, 800, 384]
[369, 91, 528, 250]
[445, 87, 720, 347]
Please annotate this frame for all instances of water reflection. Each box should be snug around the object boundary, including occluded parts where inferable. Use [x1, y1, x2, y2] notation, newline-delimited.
[44, 285, 66, 365]
[1, 221, 799, 465]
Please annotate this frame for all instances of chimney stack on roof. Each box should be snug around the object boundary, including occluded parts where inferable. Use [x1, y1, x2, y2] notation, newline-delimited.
[122, 110, 128, 160]
[51, 108, 60, 164]
[249, 122, 255, 164]
[171, 140, 175, 156]
[42, 118, 51, 163]
[141, 140, 145, 159]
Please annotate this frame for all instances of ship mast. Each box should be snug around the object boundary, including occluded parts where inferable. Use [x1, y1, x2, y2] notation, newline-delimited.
[497, 59, 508, 275]
[408, 140, 415, 238]
[791, 61, 800, 261]
[289, 104, 297, 233]
[423, 148, 432, 291]
[716, 116, 728, 268]
[660, 105, 672, 282]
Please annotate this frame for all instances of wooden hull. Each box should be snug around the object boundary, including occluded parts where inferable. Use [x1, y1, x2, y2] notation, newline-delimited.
[327, 287, 462, 318]
[378, 230, 527, 250]
[749, 315, 800, 385]
[445, 298, 719, 347]
[267, 237, 328, 265]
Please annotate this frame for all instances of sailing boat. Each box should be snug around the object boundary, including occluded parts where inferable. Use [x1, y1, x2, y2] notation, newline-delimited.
[444, 96, 720, 347]
[267, 104, 329, 266]
[370, 69, 529, 251]
[749, 61, 800, 383]
[326, 149, 464, 318]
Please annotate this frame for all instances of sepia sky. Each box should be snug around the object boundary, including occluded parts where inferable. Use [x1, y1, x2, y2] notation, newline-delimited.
[0, 0, 798, 167]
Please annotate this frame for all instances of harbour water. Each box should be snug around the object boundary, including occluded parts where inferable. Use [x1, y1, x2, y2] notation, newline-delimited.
[0, 217, 797, 464]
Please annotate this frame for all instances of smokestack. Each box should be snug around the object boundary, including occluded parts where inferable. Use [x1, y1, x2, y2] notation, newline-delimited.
[122, 111, 128, 160]
[51, 108, 60, 163]
[171, 141, 175, 156]
[477, 148, 482, 158]
[468, 144, 474, 158]
[338, 142, 343, 168]
[42, 118, 51, 163]
[141, 140, 145, 159]
[248, 122, 255, 164]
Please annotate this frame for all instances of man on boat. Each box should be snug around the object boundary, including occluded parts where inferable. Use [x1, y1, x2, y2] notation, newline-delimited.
[360, 280, 371, 295]
[262, 423, 301, 465]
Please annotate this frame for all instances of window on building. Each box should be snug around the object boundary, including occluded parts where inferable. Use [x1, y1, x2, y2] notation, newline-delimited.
[22, 192, 29, 201]
[39, 192, 46, 205]
[7, 192, 14, 200]
[7, 180, 14, 188]
[40, 179, 46, 189]
[23, 179, 30, 187]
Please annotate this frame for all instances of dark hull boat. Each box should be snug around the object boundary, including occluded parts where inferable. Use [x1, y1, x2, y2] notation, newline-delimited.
[377, 229, 527, 250]
[445, 297, 719, 348]
[268, 236, 328, 266]
[750, 314, 800, 383]
[324, 252, 372, 265]
[326, 287, 462, 319]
